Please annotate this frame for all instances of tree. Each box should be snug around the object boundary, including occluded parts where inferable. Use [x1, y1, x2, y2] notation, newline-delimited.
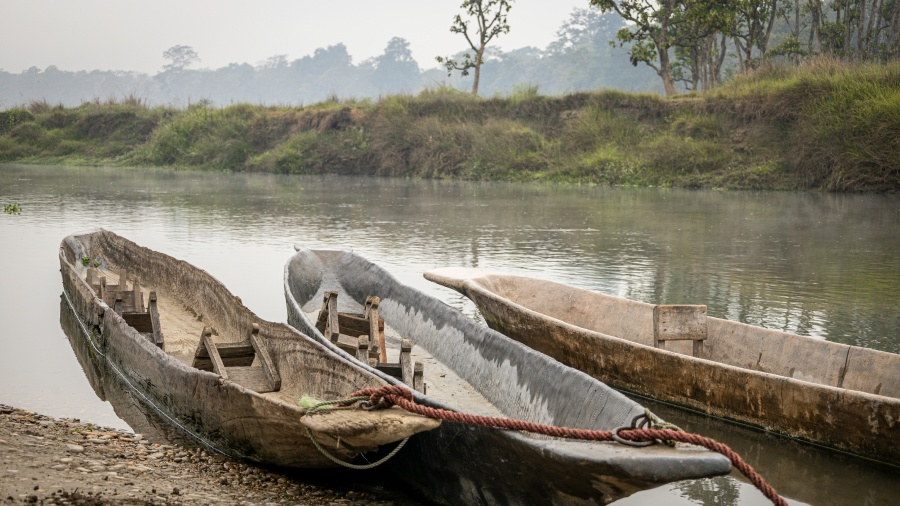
[373, 37, 421, 93]
[436, 0, 515, 95]
[590, 0, 735, 96]
[162, 45, 200, 72]
[732, 0, 780, 70]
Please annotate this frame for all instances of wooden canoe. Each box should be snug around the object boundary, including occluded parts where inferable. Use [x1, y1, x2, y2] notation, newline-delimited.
[284, 249, 732, 505]
[425, 267, 900, 465]
[59, 229, 440, 469]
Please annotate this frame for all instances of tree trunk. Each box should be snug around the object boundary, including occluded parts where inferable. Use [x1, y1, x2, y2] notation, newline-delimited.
[734, 38, 746, 72]
[471, 47, 484, 95]
[658, 46, 677, 96]
[858, 0, 868, 59]
[865, 0, 880, 58]
[761, 0, 779, 57]
[795, 0, 802, 63]
[654, 3, 677, 96]
[807, 0, 822, 56]
[714, 34, 728, 85]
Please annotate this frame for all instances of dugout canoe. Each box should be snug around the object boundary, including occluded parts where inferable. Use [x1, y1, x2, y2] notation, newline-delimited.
[59, 229, 440, 469]
[425, 267, 900, 465]
[284, 249, 732, 505]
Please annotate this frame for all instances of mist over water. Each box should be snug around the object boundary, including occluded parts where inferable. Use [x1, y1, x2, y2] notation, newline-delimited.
[1, 164, 897, 505]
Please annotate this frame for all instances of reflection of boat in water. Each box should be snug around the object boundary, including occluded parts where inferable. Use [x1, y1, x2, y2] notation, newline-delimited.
[426, 268, 900, 464]
[59, 229, 439, 469]
[628, 396, 900, 506]
[285, 249, 731, 506]
[59, 296, 198, 447]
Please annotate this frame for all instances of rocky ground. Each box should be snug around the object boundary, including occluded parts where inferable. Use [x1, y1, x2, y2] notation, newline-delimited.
[0, 404, 423, 505]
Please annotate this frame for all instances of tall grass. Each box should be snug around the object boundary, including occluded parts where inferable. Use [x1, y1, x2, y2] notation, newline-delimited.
[0, 63, 896, 192]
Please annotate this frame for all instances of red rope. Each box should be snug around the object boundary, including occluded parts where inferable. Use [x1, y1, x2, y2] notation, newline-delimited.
[349, 385, 787, 506]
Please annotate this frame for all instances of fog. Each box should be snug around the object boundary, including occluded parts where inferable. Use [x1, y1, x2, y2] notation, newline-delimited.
[1, 0, 585, 74]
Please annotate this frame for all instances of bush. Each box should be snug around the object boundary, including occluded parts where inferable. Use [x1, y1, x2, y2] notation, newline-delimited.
[0, 108, 35, 134]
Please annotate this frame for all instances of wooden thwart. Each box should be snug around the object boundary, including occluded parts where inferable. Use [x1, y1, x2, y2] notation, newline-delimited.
[653, 304, 708, 357]
[192, 324, 281, 393]
[317, 291, 425, 393]
[90, 267, 164, 350]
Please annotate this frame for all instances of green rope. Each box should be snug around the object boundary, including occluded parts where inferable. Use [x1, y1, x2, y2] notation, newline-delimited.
[304, 427, 409, 470]
[300, 395, 370, 414]
[301, 395, 411, 470]
[645, 408, 684, 447]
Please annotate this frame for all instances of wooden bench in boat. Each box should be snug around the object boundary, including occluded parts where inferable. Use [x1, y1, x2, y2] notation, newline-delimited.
[88, 267, 164, 349]
[192, 323, 281, 393]
[316, 291, 425, 393]
[653, 304, 708, 357]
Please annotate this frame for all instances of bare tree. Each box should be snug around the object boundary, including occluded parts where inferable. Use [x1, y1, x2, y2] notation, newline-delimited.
[436, 0, 515, 95]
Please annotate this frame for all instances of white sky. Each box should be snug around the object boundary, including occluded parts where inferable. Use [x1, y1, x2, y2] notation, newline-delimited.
[1, 0, 588, 74]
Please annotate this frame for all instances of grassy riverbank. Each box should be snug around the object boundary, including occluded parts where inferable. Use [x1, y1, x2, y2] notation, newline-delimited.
[1, 59, 897, 192]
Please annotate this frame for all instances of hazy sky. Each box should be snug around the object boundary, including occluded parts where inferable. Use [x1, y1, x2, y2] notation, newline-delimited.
[2, 1, 588, 74]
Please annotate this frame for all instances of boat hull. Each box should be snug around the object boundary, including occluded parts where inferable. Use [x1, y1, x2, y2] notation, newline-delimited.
[426, 268, 900, 465]
[59, 230, 428, 469]
[285, 249, 732, 505]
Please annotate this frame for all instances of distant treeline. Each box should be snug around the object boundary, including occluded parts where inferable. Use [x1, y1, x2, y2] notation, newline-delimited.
[0, 10, 662, 108]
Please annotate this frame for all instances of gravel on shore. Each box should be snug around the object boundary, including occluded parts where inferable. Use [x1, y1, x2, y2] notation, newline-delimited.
[1, 404, 422, 505]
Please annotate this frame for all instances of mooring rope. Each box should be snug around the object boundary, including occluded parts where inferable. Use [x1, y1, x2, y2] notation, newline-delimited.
[304, 427, 410, 470]
[334, 384, 788, 506]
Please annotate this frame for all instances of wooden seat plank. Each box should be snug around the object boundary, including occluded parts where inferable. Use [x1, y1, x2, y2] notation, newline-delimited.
[249, 323, 281, 391]
[148, 291, 164, 349]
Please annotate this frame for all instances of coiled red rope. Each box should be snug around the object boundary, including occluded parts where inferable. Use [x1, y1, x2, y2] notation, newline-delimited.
[347, 385, 787, 506]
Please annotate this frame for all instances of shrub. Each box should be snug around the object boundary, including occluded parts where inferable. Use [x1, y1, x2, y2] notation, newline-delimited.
[0, 108, 35, 134]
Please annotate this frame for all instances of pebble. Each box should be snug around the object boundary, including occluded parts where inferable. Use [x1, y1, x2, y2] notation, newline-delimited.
[2, 403, 412, 505]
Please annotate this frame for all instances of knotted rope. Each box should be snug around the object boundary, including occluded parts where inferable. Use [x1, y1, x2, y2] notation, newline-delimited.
[341, 384, 787, 506]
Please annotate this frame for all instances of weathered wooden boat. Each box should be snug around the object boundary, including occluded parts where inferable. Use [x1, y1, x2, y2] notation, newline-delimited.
[425, 267, 900, 465]
[284, 249, 732, 505]
[59, 229, 440, 469]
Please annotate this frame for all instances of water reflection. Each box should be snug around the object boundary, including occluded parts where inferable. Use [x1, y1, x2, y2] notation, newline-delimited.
[622, 397, 900, 506]
[3, 164, 899, 506]
[58, 296, 201, 448]
[57, 296, 425, 503]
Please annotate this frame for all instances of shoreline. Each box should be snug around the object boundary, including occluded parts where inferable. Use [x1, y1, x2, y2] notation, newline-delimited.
[0, 403, 419, 505]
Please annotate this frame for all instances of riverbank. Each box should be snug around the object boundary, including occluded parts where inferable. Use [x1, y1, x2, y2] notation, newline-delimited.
[0, 404, 416, 505]
[0, 58, 897, 192]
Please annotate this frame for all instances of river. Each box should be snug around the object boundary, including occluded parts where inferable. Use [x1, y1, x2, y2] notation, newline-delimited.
[1, 164, 897, 505]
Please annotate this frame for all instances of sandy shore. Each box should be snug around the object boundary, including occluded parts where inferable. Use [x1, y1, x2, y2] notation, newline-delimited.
[0, 404, 422, 505]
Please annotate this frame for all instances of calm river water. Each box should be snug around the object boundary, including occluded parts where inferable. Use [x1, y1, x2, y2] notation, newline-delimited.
[1, 164, 897, 505]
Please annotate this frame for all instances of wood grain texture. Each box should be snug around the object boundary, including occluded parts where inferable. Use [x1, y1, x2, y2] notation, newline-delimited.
[425, 267, 900, 465]
[285, 249, 732, 505]
[59, 229, 439, 470]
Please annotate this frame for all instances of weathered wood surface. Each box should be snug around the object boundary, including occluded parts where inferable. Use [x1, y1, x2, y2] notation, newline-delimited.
[425, 267, 900, 465]
[148, 291, 164, 349]
[250, 324, 282, 392]
[653, 304, 707, 357]
[285, 248, 732, 506]
[59, 229, 440, 471]
[301, 407, 440, 447]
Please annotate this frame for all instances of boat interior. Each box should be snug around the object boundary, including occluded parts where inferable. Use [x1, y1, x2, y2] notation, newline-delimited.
[466, 273, 900, 399]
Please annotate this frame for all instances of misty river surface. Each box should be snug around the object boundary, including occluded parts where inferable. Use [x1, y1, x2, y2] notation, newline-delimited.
[1, 164, 898, 505]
